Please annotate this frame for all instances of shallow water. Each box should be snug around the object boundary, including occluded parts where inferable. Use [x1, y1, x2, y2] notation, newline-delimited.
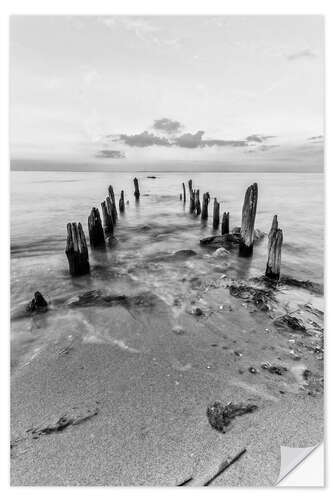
[11, 171, 324, 361]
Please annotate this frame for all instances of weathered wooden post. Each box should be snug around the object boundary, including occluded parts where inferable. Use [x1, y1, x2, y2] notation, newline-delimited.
[88, 207, 105, 249]
[182, 182, 186, 204]
[189, 180, 195, 213]
[134, 177, 140, 200]
[265, 215, 283, 280]
[101, 200, 114, 236]
[212, 198, 220, 229]
[65, 222, 90, 276]
[194, 189, 201, 216]
[119, 190, 125, 213]
[108, 185, 118, 221]
[239, 183, 258, 257]
[221, 211, 230, 235]
[201, 192, 210, 220]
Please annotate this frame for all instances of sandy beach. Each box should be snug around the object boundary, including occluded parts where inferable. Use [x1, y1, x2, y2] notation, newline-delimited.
[11, 268, 324, 486]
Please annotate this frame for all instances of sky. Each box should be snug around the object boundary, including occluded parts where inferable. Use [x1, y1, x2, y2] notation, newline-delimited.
[10, 16, 324, 171]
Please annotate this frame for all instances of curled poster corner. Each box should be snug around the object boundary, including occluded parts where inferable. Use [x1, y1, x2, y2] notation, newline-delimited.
[275, 443, 321, 485]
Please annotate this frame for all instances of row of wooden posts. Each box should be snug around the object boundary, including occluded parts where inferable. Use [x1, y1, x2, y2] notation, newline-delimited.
[65, 177, 140, 276]
[65, 175, 283, 282]
[181, 179, 283, 281]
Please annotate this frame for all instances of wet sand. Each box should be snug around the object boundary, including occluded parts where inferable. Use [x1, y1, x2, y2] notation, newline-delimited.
[11, 275, 324, 486]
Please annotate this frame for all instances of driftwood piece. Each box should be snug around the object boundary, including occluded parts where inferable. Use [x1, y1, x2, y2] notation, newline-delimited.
[221, 211, 229, 235]
[108, 185, 118, 221]
[265, 215, 283, 281]
[213, 198, 220, 230]
[134, 177, 140, 199]
[188, 179, 195, 213]
[101, 201, 114, 236]
[201, 192, 210, 220]
[182, 182, 186, 203]
[194, 189, 201, 216]
[65, 222, 90, 276]
[239, 183, 258, 257]
[88, 207, 105, 249]
[203, 449, 247, 486]
[119, 190, 125, 213]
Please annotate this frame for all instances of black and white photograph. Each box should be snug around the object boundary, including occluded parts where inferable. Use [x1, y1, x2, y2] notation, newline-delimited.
[9, 14, 324, 487]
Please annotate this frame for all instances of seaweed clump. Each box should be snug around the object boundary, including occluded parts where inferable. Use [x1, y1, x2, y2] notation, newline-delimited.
[228, 283, 274, 312]
[207, 401, 258, 433]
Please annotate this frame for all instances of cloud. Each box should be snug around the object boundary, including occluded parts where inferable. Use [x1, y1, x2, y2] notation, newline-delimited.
[153, 118, 182, 134]
[111, 119, 275, 150]
[287, 49, 317, 61]
[96, 150, 125, 159]
[246, 134, 276, 143]
[118, 131, 171, 147]
[175, 130, 205, 148]
[307, 135, 323, 142]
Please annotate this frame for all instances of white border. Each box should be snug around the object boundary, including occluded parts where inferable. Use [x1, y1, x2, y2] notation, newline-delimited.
[1, 1, 331, 498]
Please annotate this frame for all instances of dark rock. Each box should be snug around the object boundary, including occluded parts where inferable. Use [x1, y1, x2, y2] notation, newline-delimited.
[147, 175, 157, 179]
[207, 401, 258, 433]
[26, 291, 48, 313]
[174, 249, 197, 258]
[192, 307, 203, 316]
[261, 362, 287, 375]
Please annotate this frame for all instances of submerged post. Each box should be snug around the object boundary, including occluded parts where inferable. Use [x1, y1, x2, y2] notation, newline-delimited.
[239, 183, 258, 257]
[119, 190, 125, 213]
[108, 185, 118, 221]
[88, 207, 105, 249]
[212, 198, 220, 230]
[188, 180, 195, 213]
[265, 215, 283, 281]
[182, 182, 186, 204]
[65, 222, 90, 276]
[221, 211, 230, 235]
[201, 192, 210, 220]
[134, 177, 140, 200]
[101, 200, 114, 236]
[194, 189, 201, 216]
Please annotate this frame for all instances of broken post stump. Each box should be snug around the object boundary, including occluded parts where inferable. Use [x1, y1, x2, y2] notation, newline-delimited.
[108, 185, 118, 221]
[221, 211, 230, 235]
[239, 183, 258, 257]
[182, 182, 186, 204]
[101, 200, 114, 236]
[134, 177, 140, 200]
[194, 189, 201, 216]
[188, 179, 195, 213]
[201, 192, 210, 220]
[213, 198, 220, 230]
[265, 215, 283, 281]
[65, 222, 90, 276]
[119, 190, 125, 213]
[88, 207, 105, 250]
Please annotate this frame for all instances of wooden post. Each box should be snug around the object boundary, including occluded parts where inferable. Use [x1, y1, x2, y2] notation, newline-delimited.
[194, 189, 201, 216]
[239, 183, 258, 257]
[119, 190, 125, 213]
[221, 211, 230, 235]
[134, 177, 140, 200]
[201, 192, 210, 220]
[88, 207, 105, 249]
[101, 200, 114, 236]
[188, 180, 195, 213]
[65, 222, 90, 276]
[265, 215, 283, 280]
[212, 198, 220, 229]
[108, 185, 118, 221]
[182, 182, 186, 204]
